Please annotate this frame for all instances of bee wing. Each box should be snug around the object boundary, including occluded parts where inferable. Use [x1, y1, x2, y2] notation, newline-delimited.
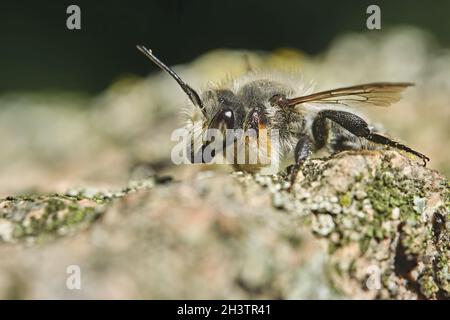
[287, 82, 414, 108]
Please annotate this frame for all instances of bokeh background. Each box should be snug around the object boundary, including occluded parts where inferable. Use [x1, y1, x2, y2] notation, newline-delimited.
[0, 0, 449, 197]
[2, 0, 450, 93]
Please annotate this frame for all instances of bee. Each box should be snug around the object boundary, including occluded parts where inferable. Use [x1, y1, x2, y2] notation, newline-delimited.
[137, 45, 430, 189]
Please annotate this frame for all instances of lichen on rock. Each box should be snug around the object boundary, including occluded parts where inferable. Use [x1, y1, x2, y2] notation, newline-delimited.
[0, 29, 449, 299]
[252, 150, 449, 299]
[0, 150, 448, 299]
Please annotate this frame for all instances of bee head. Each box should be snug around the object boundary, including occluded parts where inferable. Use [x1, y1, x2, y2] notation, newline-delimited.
[201, 89, 247, 132]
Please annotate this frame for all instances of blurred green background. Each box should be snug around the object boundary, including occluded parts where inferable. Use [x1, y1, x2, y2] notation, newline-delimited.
[1, 0, 450, 93]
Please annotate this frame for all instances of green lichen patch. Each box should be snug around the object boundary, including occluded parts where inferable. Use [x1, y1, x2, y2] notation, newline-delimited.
[0, 151, 447, 299]
[0, 177, 163, 244]
[0, 194, 104, 244]
[254, 151, 449, 299]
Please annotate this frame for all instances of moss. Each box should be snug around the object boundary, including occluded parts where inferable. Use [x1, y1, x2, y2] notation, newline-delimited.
[2, 196, 103, 242]
[264, 151, 450, 299]
[436, 253, 450, 275]
[419, 273, 440, 299]
[0, 152, 447, 299]
[0, 177, 166, 244]
[339, 193, 352, 208]
[366, 169, 423, 225]
[367, 173, 411, 214]
[0, 194, 100, 242]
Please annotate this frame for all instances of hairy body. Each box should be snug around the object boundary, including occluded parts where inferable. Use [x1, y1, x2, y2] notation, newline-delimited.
[137, 46, 429, 187]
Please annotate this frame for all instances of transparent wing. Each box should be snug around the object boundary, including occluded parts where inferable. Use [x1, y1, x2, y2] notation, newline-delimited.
[286, 82, 414, 108]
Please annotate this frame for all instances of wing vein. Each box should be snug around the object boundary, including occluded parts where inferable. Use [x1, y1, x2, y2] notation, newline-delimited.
[286, 82, 413, 109]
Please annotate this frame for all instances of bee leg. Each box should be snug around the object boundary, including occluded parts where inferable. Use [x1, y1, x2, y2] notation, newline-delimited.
[288, 135, 313, 192]
[313, 113, 358, 154]
[318, 110, 430, 166]
[366, 133, 430, 166]
[311, 112, 328, 150]
[188, 141, 217, 164]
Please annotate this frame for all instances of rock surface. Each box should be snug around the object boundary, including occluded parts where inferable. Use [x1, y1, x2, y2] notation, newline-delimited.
[0, 151, 448, 299]
[0, 28, 449, 299]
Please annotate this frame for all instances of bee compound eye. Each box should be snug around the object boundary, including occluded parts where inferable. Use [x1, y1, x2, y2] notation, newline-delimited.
[223, 110, 233, 121]
[210, 109, 235, 130]
[221, 109, 235, 129]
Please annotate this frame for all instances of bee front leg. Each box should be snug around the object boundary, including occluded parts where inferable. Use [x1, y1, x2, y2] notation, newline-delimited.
[288, 135, 313, 192]
[188, 141, 218, 164]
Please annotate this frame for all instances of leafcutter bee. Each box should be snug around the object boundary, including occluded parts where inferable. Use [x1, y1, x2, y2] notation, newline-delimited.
[137, 45, 429, 189]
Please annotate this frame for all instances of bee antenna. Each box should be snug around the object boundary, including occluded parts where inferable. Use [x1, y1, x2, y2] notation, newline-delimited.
[136, 45, 206, 116]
